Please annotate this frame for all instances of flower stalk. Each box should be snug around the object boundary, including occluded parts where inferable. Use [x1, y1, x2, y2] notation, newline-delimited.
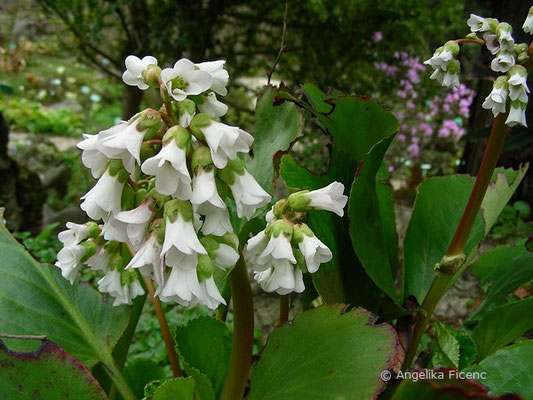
[275, 295, 290, 327]
[402, 112, 510, 371]
[221, 254, 254, 400]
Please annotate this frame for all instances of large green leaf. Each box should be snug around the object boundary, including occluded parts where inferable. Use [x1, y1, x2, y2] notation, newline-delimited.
[465, 341, 533, 399]
[471, 297, 533, 361]
[279, 85, 399, 306]
[0, 339, 107, 400]
[247, 86, 304, 193]
[0, 223, 129, 370]
[349, 135, 398, 302]
[469, 241, 533, 320]
[175, 316, 232, 399]
[124, 358, 166, 399]
[403, 167, 527, 304]
[249, 304, 398, 400]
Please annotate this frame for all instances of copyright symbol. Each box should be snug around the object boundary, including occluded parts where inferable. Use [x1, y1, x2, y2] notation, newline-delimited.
[381, 370, 392, 382]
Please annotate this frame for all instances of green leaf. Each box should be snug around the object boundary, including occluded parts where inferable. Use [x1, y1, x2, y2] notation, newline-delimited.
[175, 316, 232, 399]
[124, 358, 166, 399]
[249, 304, 398, 400]
[481, 165, 528, 235]
[469, 241, 533, 320]
[152, 377, 195, 400]
[465, 341, 533, 399]
[247, 86, 304, 193]
[403, 175, 484, 303]
[472, 297, 533, 361]
[403, 167, 527, 304]
[430, 322, 476, 370]
[0, 223, 129, 369]
[0, 339, 106, 400]
[349, 135, 399, 302]
[181, 365, 216, 400]
[279, 85, 399, 306]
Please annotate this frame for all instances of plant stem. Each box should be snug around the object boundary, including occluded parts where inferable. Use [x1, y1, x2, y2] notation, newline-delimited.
[275, 295, 290, 327]
[221, 254, 254, 400]
[104, 358, 137, 400]
[143, 277, 182, 377]
[402, 113, 509, 371]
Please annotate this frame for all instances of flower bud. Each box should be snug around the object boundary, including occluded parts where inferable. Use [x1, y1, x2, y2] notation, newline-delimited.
[142, 65, 161, 88]
[443, 40, 460, 56]
[191, 146, 213, 172]
[164, 198, 193, 223]
[197, 254, 215, 280]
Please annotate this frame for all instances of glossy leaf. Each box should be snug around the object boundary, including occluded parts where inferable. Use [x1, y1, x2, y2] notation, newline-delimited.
[0, 339, 106, 400]
[472, 297, 533, 361]
[0, 223, 129, 369]
[465, 341, 533, 399]
[469, 241, 533, 320]
[249, 304, 398, 400]
[175, 316, 232, 399]
[349, 135, 398, 302]
[247, 86, 304, 193]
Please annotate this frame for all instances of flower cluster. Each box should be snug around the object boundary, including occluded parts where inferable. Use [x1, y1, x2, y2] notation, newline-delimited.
[426, 11, 531, 127]
[56, 55, 271, 308]
[245, 182, 347, 294]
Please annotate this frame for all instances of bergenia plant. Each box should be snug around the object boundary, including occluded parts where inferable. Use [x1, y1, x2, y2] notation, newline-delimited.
[0, 6, 533, 400]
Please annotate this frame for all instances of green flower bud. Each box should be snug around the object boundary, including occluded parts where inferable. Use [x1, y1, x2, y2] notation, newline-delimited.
[271, 219, 293, 239]
[164, 199, 193, 223]
[190, 113, 213, 139]
[465, 33, 478, 40]
[191, 146, 213, 172]
[86, 221, 100, 238]
[197, 254, 214, 281]
[135, 188, 148, 206]
[142, 65, 161, 88]
[273, 199, 290, 218]
[80, 240, 97, 262]
[137, 109, 162, 132]
[485, 18, 499, 33]
[443, 40, 460, 56]
[287, 191, 311, 212]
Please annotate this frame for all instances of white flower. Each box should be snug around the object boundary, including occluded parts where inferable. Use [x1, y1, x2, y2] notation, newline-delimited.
[442, 70, 460, 88]
[496, 23, 515, 51]
[126, 233, 164, 285]
[254, 263, 305, 295]
[161, 58, 212, 101]
[508, 67, 530, 103]
[102, 216, 128, 242]
[297, 230, 332, 273]
[141, 139, 191, 199]
[86, 247, 111, 272]
[198, 92, 228, 117]
[228, 170, 271, 220]
[467, 14, 491, 32]
[80, 168, 125, 220]
[115, 200, 154, 247]
[162, 208, 206, 266]
[483, 33, 500, 55]
[482, 80, 508, 117]
[122, 55, 158, 90]
[97, 119, 148, 173]
[200, 121, 254, 168]
[523, 7, 533, 34]
[505, 101, 527, 127]
[212, 243, 239, 270]
[265, 207, 276, 223]
[77, 134, 108, 178]
[292, 181, 348, 217]
[98, 270, 145, 306]
[245, 230, 269, 259]
[429, 68, 445, 85]
[55, 244, 87, 284]
[58, 222, 90, 247]
[159, 263, 225, 309]
[491, 52, 515, 73]
[254, 230, 296, 271]
[424, 48, 453, 69]
[195, 60, 229, 96]
[190, 168, 232, 236]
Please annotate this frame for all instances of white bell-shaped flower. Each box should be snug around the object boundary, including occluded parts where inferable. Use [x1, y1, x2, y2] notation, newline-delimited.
[490, 52, 515, 73]
[126, 232, 165, 286]
[80, 163, 127, 220]
[115, 200, 154, 248]
[195, 60, 229, 96]
[467, 14, 491, 32]
[58, 222, 91, 247]
[254, 262, 305, 295]
[198, 92, 228, 117]
[523, 7, 533, 34]
[496, 23, 515, 52]
[505, 101, 527, 127]
[141, 135, 191, 199]
[289, 181, 348, 217]
[86, 246, 111, 272]
[228, 168, 271, 220]
[295, 225, 332, 273]
[251, 220, 297, 272]
[507, 66, 530, 103]
[55, 244, 86, 284]
[122, 55, 158, 90]
[77, 133, 108, 178]
[161, 58, 212, 101]
[482, 78, 509, 117]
